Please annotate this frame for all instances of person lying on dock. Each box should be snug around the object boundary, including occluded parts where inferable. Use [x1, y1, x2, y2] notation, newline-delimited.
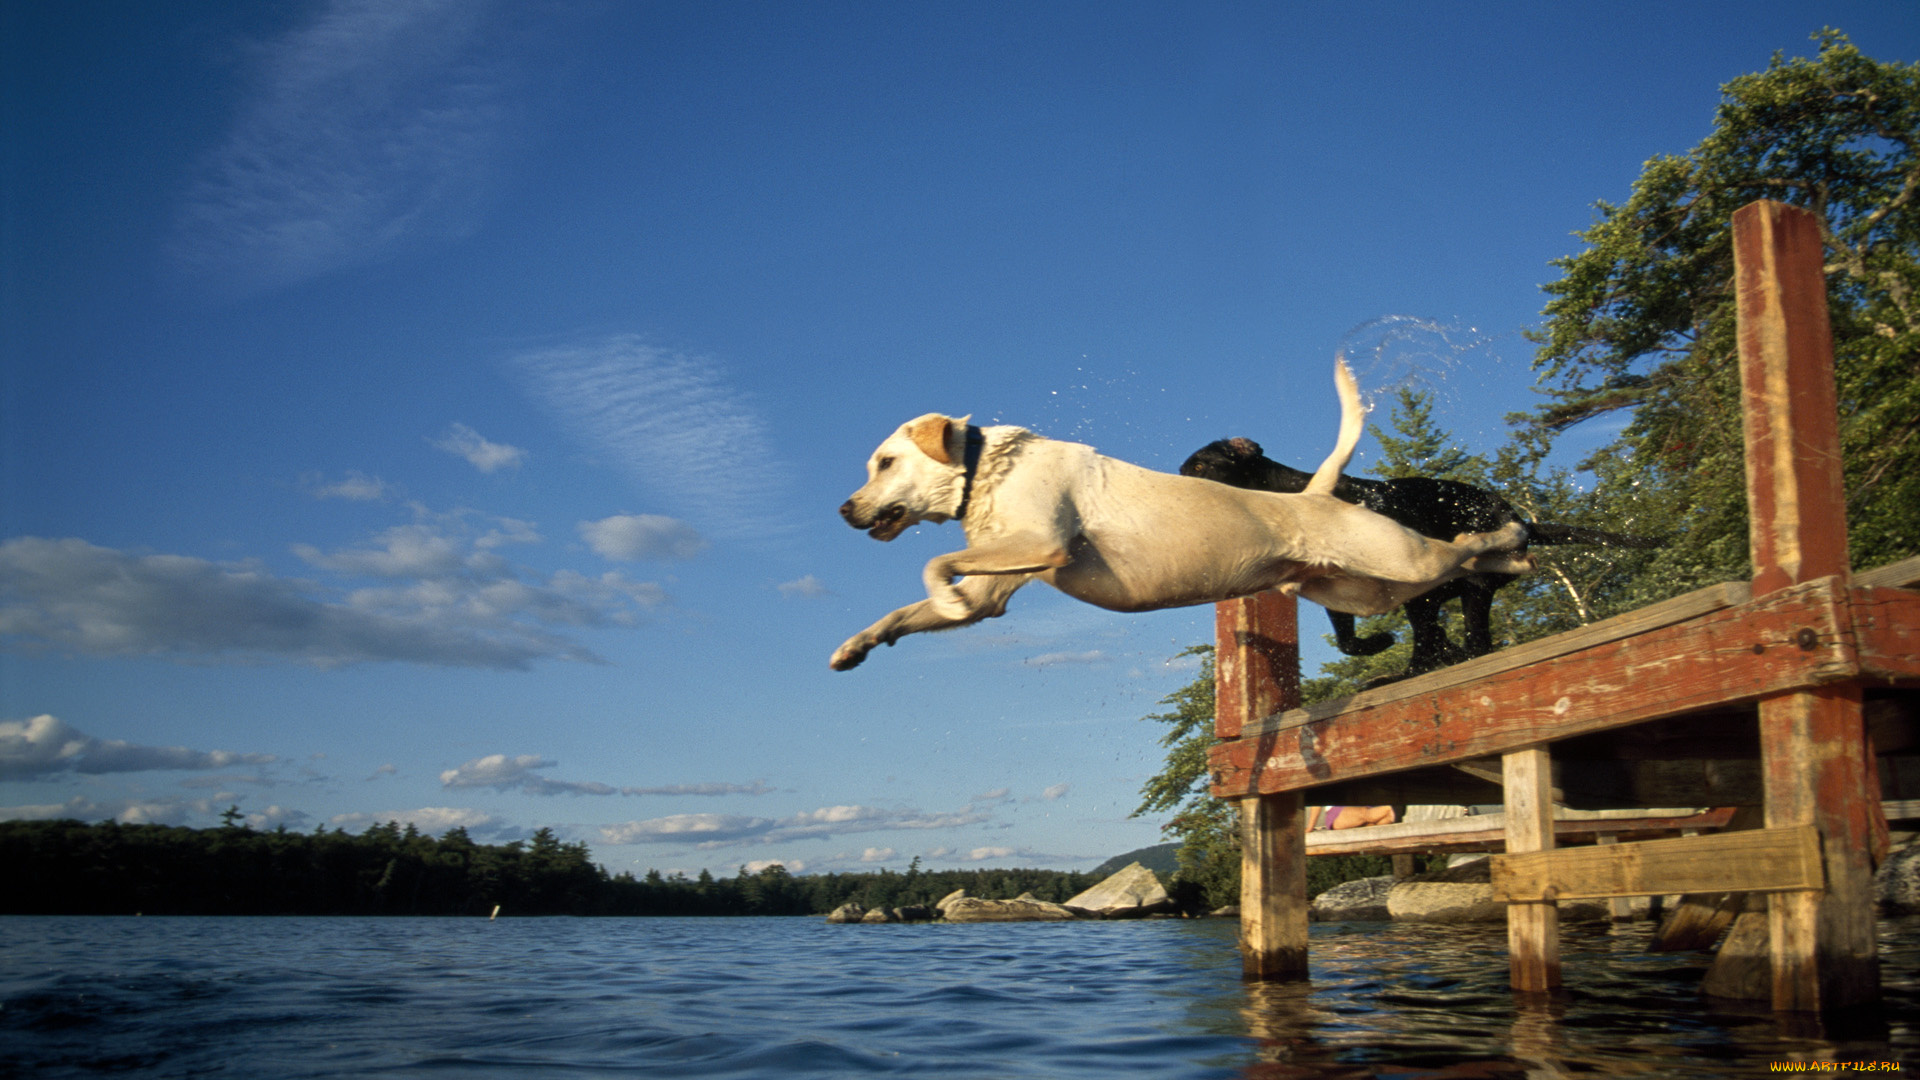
[1308, 805, 1397, 831]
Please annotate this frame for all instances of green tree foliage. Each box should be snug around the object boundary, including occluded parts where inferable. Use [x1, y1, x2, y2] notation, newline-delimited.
[0, 818, 1096, 917]
[1525, 30, 1920, 591]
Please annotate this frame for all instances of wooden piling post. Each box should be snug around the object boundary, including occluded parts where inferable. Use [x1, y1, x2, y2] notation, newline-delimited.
[1504, 746, 1560, 991]
[1216, 591, 1307, 980]
[1733, 199, 1881, 1013]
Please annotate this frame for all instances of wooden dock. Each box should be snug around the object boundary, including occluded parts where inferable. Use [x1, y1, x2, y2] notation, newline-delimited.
[1207, 201, 1919, 1013]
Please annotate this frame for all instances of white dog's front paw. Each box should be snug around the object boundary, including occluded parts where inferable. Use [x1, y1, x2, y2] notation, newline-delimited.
[831, 636, 875, 671]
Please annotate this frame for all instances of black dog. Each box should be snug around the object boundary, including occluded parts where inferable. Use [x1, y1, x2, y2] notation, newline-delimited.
[1181, 437, 1656, 679]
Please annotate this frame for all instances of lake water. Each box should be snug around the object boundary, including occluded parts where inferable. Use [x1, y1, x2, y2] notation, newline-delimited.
[2, 914, 1915, 1078]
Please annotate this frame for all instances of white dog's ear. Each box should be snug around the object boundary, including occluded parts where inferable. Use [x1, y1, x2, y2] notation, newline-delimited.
[904, 415, 955, 464]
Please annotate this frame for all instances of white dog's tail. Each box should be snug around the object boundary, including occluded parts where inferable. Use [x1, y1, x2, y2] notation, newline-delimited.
[1304, 358, 1365, 496]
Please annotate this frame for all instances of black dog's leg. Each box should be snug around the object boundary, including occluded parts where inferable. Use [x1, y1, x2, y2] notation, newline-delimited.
[1402, 595, 1468, 676]
[1327, 610, 1395, 656]
[1458, 577, 1501, 660]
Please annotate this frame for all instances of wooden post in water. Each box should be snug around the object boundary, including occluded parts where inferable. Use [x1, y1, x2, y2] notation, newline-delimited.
[1216, 591, 1307, 980]
[1732, 199, 1881, 1013]
[1504, 746, 1560, 991]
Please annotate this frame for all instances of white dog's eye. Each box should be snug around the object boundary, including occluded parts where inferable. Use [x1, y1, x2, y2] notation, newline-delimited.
[877, 456, 895, 472]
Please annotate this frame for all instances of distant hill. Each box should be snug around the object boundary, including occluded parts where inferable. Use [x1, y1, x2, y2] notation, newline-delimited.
[1091, 842, 1179, 879]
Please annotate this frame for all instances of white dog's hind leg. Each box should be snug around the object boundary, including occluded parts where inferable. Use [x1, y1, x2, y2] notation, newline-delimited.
[921, 533, 1070, 620]
[832, 575, 1032, 670]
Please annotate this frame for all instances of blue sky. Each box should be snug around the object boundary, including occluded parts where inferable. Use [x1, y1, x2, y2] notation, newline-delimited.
[4, 1, 1914, 879]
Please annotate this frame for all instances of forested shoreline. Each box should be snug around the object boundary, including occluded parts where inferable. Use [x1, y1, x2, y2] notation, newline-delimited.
[0, 819, 1098, 918]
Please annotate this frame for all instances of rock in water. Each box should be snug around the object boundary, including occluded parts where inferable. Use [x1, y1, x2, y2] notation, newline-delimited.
[826, 903, 866, 923]
[1310, 875, 1393, 922]
[942, 896, 1078, 922]
[1064, 862, 1174, 919]
[1386, 859, 1507, 924]
[1876, 841, 1920, 914]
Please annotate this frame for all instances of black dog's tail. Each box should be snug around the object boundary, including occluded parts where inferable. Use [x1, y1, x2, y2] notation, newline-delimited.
[1529, 522, 1663, 548]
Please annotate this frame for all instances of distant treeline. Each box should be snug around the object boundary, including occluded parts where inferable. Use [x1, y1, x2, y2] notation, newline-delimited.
[0, 818, 1099, 917]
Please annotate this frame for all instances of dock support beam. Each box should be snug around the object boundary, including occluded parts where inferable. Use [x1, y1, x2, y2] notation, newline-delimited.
[1504, 746, 1560, 992]
[1216, 591, 1307, 979]
[1734, 200, 1881, 1012]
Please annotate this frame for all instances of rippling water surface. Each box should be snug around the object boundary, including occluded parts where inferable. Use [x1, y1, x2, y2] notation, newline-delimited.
[3, 915, 1916, 1078]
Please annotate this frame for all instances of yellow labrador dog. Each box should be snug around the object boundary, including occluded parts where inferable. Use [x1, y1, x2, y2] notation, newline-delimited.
[831, 361, 1533, 671]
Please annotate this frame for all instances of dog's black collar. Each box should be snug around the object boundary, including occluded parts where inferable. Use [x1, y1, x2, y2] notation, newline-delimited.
[954, 426, 986, 520]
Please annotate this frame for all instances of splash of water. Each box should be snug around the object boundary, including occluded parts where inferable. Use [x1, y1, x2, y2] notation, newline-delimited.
[1335, 315, 1532, 454]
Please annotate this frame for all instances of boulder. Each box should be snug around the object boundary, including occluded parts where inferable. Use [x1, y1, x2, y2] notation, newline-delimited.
[1876, 840, 1920, 914]
[826, 903, 866, 923]
[942, 896, 1079, 922]
[1064, 862, 1175, 919]
[1387, 859, 1506, 924]
[935, 889, 969, 916]
[894, 904, 935, 922]
[1387, 858, 1609, 923]
[859, 906, 895, 923]
[1310, 875, 1393, 922]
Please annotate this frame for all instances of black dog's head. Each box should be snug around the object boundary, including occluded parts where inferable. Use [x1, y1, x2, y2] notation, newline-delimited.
[1179, 437, 1316, 493]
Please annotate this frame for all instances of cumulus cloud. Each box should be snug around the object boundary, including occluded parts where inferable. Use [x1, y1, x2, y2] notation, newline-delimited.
[743, 858, 802, 873]
[860, 847, 895, 863]
[579, 515, 707, 562]
[440, 753, 772, 798]
[599, 802, 992, 849]
[0, 715, 276, 780]
[169, 0, 509, 296]
[776, 575, 829, 599]
[963, 846, 1017, 862]
[432, 423, 526, 473]
[516, 337, 791, 540]
[0, 528, 663, 669]
[330, 806, 501, 834]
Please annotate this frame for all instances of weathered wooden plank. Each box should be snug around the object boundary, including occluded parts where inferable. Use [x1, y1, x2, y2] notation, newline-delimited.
[1239, 581, 1751, 737]
[1853, 587, 1920, 684]
[1504, 747, 1560, 992]
[1209, 578, 1858, 798]
[1737, 199, 1879, 1014]
[1239, 794, 1308, 979]
[1739, 202, 1850, 596]
[1215, 592, 1307, 980]
[1214, 592, 1297, 740]
[1652, 805, 1765, 953]
[1491, 826, 1823, 902]
[1855, 553, 1920, 590]
[1762, 685, 1881, 1011]
[1302, 808, 1736, 856]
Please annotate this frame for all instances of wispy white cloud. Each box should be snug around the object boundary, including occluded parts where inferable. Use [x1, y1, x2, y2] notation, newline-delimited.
[305, 471, 395, 501]
[170, 0, 508, 295]
[516, 337, 792, 541]
[1022, 650, 1110, 668]
[0, 714, 277, 780]
[579, 514, 708, 562]
[1040, 782, 1071, 801]
[432, 423, 526, 473]
[439, 753, 772, 798]
[776, 575, 829, 599]
[600, 802, 992, 849]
